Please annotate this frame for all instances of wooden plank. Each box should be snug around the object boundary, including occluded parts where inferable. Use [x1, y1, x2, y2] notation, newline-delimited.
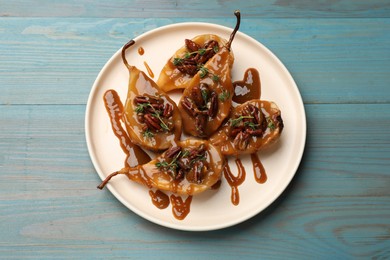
[0, 103, 389, 258]
[1, 18, 389, 105]
[1, 0, 390, 18]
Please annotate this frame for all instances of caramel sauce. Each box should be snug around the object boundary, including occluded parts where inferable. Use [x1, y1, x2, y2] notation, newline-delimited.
[103, 89, 151, 167]
[233, 68, 261, 104]
[143, 61, 154, 78]
[223, 158, 246, 205]
[170, 194, 193, 220]
[251, 153, 267, 184]
[149, 189, 170, 209]
[138, 46, 144, 55]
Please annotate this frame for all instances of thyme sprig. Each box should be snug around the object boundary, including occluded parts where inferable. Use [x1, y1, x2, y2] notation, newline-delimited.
[143, 128, 154, 138]
[135, 101, 169, 131]
[184, 46, 218, 58]
[173, 47, 214, 66]
[266, 117, 275, 130]
[229, 115, 254, 127]
[219, 90, 230, 101]
[155, 150, 182, 172]
[244, 121, 259, 130]
[198, 66, 220, 82]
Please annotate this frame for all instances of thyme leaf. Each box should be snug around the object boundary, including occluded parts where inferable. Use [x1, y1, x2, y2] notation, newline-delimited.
[244, 121, 259, 130]
[135, 102, 149, 113]
[199, 67, 209, 78]
[143, 128, 154, 138]
[185, 47, 212, 58]
[135, 99, 169, 131]
[155, 151, 182, 172]
[212, 74, 220, 82]
[173, 57, 184, 66]
[198, 65, 220, 82]
[201, 89, 208, 104]
[229, 115, 254, 127]
[219, 90, 230, 101]
[267, 117, 275, 130]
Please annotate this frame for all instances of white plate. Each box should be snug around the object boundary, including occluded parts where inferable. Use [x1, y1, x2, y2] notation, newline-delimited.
[85, 22, 306, 231]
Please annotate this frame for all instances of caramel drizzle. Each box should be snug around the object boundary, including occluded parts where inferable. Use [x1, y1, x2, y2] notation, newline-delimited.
[143, 61, 154, 78]
[149, 189, 170, 209]
[223, 158, 246, 206]
[251, 153, 267, 184]
[170, 194, 193, 220]
[138, 46, 144, 55]
[103, 90, 151, 168]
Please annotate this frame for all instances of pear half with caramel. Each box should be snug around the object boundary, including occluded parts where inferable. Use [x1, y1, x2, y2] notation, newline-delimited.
[121, 40, 182, 151]
[157, 34, 234, 92]
[210, 100, 284, 156]
[177, 11, 241, 138]
[98, 139, 225, 195]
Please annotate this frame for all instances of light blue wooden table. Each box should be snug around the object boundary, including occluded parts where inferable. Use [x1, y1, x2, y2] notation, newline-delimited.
[1, 1, 389, 258]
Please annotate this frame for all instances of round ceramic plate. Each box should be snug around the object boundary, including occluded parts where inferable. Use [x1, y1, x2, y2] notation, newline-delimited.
[85, 22, 306, 231]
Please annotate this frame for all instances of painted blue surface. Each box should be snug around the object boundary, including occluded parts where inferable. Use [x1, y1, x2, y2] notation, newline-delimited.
[0, 1, 389, 258]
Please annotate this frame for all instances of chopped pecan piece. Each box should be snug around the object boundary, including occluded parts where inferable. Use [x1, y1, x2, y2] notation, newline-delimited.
[195, 114, 207, 137]
[191, 84, 204, 107]
[233, 131, 250, 150]
[144, 114, 162, 131]
[185, 39, 201, 52]
[196, 40, 219, 64]
[246, 128, 263, 136]
[163, 103, 173, 118]
[165, 146, 182, 158]
[181, 97, 198, 117]
[208, 91, 218, 118]
[134, 95, 149, 104]
[193, 160, 205, 184]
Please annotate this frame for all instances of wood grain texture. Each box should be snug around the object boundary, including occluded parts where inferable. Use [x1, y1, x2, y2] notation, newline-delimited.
[1, 1, 390, 258]
[1, 18, 389, 105]
[1, 0, 390, 18]
[0, 104, 389, 258]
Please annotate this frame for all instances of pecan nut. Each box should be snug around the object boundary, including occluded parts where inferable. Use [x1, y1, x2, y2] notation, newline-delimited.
[230, 127, 244, 138]
[195, 114, 207, 137]
[208, 91, 218, 118]
[177, 64, 198, 76]
[185, 39, 201, 52]
[134, 95, 149, 104]
[196, 40, 218, 64]
[233, 131, 250, 150]
[144, 114, 162, 130]
[193, 160, 204, 184]
[165, 146, 182, 158]
[246, 128, 263, 136]
[163, 103, 173, 118]
[181, 97, 198, 117]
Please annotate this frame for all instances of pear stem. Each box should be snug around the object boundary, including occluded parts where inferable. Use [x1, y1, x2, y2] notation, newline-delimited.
[121, 39, 136, 71]
[227, 10, 241, 50]
[97, 169, 127, 190]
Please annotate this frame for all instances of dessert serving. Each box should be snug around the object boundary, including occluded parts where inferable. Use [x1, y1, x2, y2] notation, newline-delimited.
[86, 9, 306, 230]
[97, 10, 283, 220]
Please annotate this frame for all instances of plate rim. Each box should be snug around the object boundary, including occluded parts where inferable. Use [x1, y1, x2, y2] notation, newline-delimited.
[85, 21, 307, 231]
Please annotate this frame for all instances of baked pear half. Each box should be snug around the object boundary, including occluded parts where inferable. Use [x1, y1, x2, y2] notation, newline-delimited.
[98, 139, 225, 195]
[121, 40, 182, 151]
[209, 100, 284, 156]
[157, 34, 234, 92]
